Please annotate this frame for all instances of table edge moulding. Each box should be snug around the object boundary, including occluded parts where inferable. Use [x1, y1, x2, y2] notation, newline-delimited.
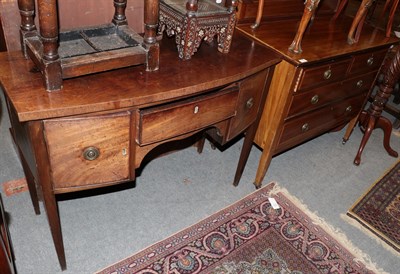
[0, 31, 280, 270]
[236, 13, 400, 188]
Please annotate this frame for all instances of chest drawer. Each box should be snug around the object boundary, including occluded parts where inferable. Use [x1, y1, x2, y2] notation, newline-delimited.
[294, 59, 351, 92]
[43, 112, 131, 191]
[348, 49, 388, 75]
[279, 93, 365, 149]
[287, 71, 376, 118]
[137, 86, 239, 145]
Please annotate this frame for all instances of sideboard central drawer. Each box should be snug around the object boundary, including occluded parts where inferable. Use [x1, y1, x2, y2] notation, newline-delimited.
[137, 87, 239, 145]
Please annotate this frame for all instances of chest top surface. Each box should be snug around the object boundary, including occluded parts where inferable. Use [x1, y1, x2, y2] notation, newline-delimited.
[236, 15, 399, 66]
[0, 32, 280, 122]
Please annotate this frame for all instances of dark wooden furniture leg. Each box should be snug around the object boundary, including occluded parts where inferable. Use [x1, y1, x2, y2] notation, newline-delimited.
[30, 122, 66, 270]
[17, 0, 37, 58]
[332, 0, 348, 21]
[251, 0, 264, 29]
[143, 0, 160, 71]
[288, 0, 320, 54]
[347, 0, 373, 45]
[18, 148, 40, 215]
[112, 0, 128, 26]
[353, 47, 400, 165]
[37, 0, 62, 91]
[385, 0, 399, 37]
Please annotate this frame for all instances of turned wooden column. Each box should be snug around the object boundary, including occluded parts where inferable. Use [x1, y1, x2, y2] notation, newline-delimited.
[143, 0, 160, 71]
[288, 0, 320, 54]
[353, 47, 400, 165]
[37, 0, 62, 91]
[112, 0, 128, 26]
[18, 0, 37, 58]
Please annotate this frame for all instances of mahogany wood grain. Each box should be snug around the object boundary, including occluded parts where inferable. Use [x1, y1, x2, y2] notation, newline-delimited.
[43, 112, 131, 192]
[0, 33, 279, 122]
[138, 88, 238, 145]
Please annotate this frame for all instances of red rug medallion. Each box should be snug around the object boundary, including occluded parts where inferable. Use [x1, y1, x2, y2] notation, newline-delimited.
[97, 182, 380, 274]
[348, 160, 400, 253]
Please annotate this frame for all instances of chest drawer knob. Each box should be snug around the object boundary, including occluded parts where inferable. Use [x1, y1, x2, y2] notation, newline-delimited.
[367, 57, 374, 66]
[301, 123, 309, 132]
[246, 97, 254, 109]
[310, 95, 319, 104]
[346, 105, 352, 113]
[323, 69, 332, 80]
[194, 105, 199, 114]
[356, 80, 363, 88]
[83, 146, 100, 161]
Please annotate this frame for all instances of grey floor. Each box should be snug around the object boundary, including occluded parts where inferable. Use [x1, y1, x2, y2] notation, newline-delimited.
[1, 90, 399, 274]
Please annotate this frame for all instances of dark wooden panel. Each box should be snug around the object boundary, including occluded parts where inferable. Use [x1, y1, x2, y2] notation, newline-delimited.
[0, 16, 7, 52]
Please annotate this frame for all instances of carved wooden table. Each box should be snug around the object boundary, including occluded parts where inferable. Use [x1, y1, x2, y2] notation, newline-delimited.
[0, 33, 279, 270]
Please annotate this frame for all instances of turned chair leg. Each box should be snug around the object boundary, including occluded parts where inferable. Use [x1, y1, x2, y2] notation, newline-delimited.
[347, 0, 373, 45]
[251, 0, 265, 29]
[288, 0, 320, 54]
[17, 0, 37, 58]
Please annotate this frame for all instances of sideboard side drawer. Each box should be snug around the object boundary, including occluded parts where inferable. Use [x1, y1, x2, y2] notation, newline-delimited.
[43, 112, 131, 191]
[138, 87, 239, 145]
[294, 59, 351, 92]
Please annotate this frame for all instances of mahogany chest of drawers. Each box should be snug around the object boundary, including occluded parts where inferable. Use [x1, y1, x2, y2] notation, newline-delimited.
[236, 15, 399, 187]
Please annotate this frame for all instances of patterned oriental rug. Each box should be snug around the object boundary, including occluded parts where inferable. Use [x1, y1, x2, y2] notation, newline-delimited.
[347, 160, 400, 254]
[97, 182, 383, 274]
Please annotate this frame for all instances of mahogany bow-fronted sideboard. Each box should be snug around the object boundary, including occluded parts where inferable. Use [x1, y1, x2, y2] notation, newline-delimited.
[236, 12, 399, 188]
[0, 32, 279, 270]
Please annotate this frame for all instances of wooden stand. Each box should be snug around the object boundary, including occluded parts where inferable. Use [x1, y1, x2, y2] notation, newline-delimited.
[158, 0, 237, 60]
[18, 0, 160, 91]
[343, 46, 400, 165]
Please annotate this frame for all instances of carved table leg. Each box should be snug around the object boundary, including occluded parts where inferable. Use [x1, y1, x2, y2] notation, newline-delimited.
[347, 0, 374, 45]
[37, 0, 62, 91]
[17, 0, 37, 58]
[143, 0, 160, 71]
[112, 0, 128, 26]
[289, 0, 320, 54]
[353, 47, 400, 165]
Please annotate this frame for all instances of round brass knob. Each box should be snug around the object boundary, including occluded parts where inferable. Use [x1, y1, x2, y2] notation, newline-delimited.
[323, 69, 332, 80]
[345, 106, 352, 113]
[310, 95, 319, 105]
[83, 146, 100, 161]
[301, 123, 309, 132]
[367, 57, 374, 66]
[246, 97, 254, 109]
[356, 80, 363, 88]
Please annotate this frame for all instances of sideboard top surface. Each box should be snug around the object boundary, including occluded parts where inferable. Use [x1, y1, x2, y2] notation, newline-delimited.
[0, 33, 280, 122]
[236, 15, 399, 66]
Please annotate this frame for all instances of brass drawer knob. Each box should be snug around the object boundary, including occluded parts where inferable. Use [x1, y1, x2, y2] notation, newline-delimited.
[346, 105, 352, 113]
[356, 80, 363, 88]
[367, 57, 374, 66]
[310, 95, 319, 104]
[83, 146, 100, 161]
[246, 97, 254, 109]
[323, 69, 332, 80]
[194, 105, 199, 114]
[301, 123, 309, 132]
